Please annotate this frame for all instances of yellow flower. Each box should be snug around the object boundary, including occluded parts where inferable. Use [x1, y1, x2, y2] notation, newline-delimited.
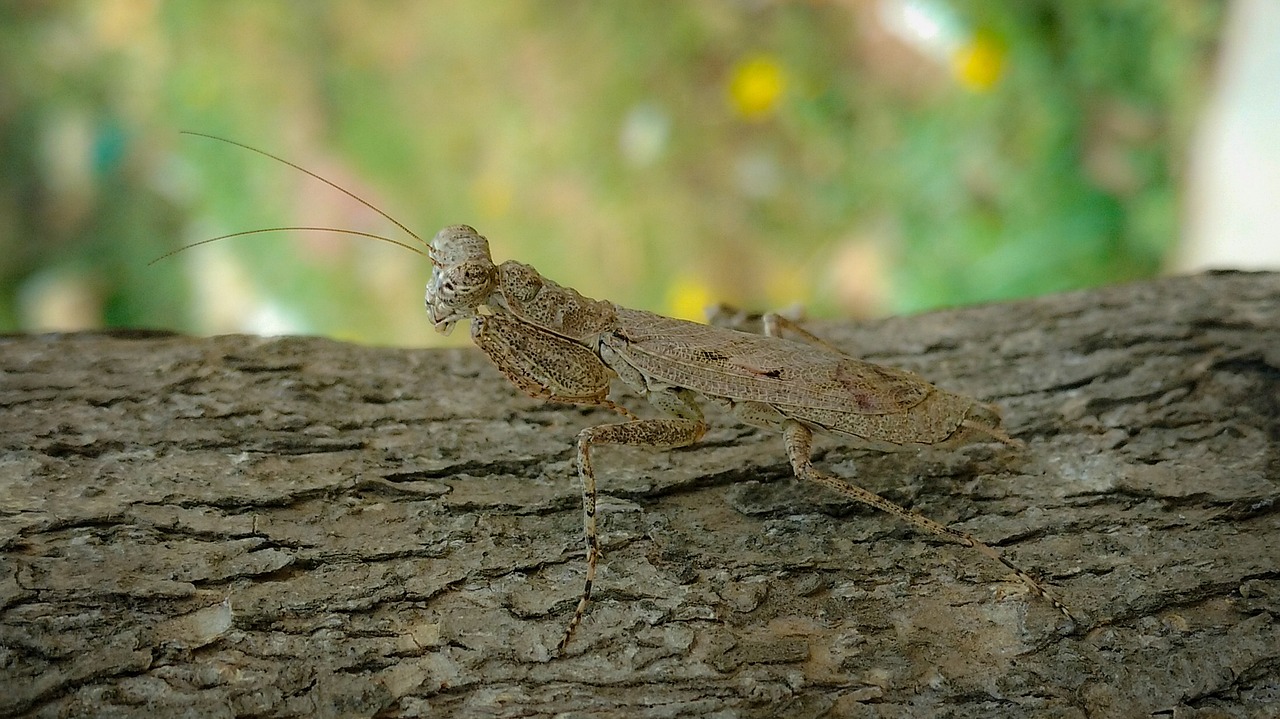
[952, 31, 1006, 92]
[665, 275, 716, 322]
[729, 55, 786, 120]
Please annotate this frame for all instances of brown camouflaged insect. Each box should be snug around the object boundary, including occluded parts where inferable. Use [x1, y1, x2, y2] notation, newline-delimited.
[166, 133, 1076, 655]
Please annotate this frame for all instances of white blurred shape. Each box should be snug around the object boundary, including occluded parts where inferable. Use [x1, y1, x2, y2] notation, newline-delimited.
[734, 151, 781, 200]
[187, 242, 307, 336]
[18, 268, 101, 331]
[1180, 0, 1280, 271]
[877, 0, 963, 61]
[619, 102, 671, 168]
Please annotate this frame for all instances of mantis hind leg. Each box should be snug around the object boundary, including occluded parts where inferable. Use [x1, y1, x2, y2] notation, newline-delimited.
[782, 421, 1077, 624]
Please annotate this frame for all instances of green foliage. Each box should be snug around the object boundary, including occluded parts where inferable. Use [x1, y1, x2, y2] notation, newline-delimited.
[0, 2, 1223, 344]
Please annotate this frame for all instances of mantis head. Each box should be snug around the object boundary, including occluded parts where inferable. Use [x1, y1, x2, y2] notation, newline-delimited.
[425, 225, 500, 335]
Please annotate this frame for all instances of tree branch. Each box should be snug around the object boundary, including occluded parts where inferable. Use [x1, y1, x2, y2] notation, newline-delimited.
[1, 271, 1277, 717]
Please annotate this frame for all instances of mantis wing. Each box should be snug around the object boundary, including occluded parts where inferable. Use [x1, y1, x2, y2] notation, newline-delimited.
[612, 308, 932, 415]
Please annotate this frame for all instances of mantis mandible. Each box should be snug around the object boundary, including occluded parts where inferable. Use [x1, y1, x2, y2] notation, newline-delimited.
[167, 133, 1076, 654]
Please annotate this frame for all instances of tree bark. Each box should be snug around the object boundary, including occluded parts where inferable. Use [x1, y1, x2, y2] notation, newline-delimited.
[1, 271, 1277, 718]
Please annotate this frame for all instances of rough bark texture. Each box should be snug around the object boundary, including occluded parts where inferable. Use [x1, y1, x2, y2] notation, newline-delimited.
[1, 271, 1277, 718]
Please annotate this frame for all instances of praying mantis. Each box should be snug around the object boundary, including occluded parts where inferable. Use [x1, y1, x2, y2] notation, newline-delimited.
[169, 133, 1076, 654]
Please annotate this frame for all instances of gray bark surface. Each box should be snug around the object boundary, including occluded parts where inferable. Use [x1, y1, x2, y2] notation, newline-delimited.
[1, 271, 1277, 718]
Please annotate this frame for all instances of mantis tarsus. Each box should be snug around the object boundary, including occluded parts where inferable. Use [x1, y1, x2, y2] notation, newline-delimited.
[167, 132, 1076, 655]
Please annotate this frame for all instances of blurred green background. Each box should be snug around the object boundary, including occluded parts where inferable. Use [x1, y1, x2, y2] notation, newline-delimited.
[0, 1, 1224, 346]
